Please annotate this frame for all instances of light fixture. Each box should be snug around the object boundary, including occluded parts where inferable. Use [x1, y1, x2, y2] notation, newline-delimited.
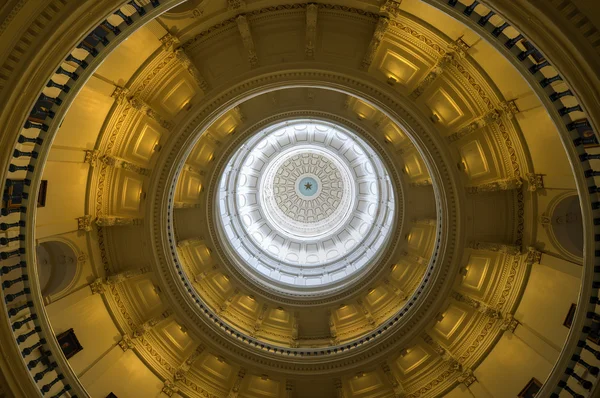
[368, 288, 375, 295]
[387, 76, 397, 86]
[399, 348, 409, 357]
[228, 126, 236, 135]
[260, 374, 269, 381]
[436, 312, 445, 322]
[430, 113, 441, 123]
[247, 295, 255, 301]
[459, 267, 468, 276]
[384, 135, 392, 144]
[356, 113, 366, 121]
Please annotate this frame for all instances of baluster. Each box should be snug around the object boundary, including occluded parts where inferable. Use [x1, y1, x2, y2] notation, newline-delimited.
[102, 20, 120, 35]
[529, 60, 550, 74]
[478, 10, 494, 26]
[3, 192, 28, 202]
[21, 338, 46, 357]
[46, 80, 71, 93]
[39, 93, 63, 106]
[35, 361, 57, 381]
[572, 354, 599, 376]
[592, 202, 600, 210]
[13, 149, 38, 159]
[90, 31, 109, 46]
[560, 105, 583, 116]
[0, 221, 25, 231]
[0, 248, 25, 260]
[583, 325, 600, 341]
[505, 34, 523, 49]
[30, 107, 55, 120]
[518, 47, 537, 61]
[447, 0, 458, 6]
[5, 287, 30, 303]
[550, 90, 573, 102]
[8, 164, 34, 172]
[587, 312, 600, 322]
[18, 134, 43, 145]
[114, 9, 133, 25]
[8, 300, 33, 317]
[27, 350, 50, 370]
[11, 313, 35, 331]
[558, 380, 584, 398]
[51, 385, 71, 398]
[586, 170, 600, 178]
[3, 274, 29, 289]
[65, 54, 88, 69]
[0, 206, 26, 216]
[1, 261, 26, 276]
[568, 120, 591, 131]
[55, 66, 79, 81]
[24, 120, 49, 132]
[575, 137, 597, 147]
[0, 235, 25, 246]
[492, 22, 509, 37]
[128, 1, 146, 16]
[463, 1, 478, 16]
[581, 153, 600, 161]
[540, 75, 562, 88]
[566, 368, 593, 390]
[76, 42, 98, 57]
[17, 326, 42, 344]
[151, 0, 160, 7]
[6, 179, 30, 187]
[579, 340, 600, 360]
[41, 374, 64, 394]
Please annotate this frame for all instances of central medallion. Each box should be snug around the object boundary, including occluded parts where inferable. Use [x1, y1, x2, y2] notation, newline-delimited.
[297, 176, 318, 197]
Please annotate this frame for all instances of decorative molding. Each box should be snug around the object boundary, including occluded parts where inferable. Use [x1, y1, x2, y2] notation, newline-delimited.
[160, 32, 210, 92]
[361, 16, 390, 70]
[305, 4, 318, 60]
[466, 177, 523, 193]
[236, 15, 258, 68]
[111, 85, 173, 130]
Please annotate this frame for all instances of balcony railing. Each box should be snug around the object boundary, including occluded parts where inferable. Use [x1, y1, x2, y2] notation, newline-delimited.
[0, 1, 183, 396]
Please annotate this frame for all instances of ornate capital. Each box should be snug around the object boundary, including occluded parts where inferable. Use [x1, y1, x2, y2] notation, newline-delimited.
[525, 246, 542, 265]
[500, 313, 520, 333]
[118, 335, 134, 351]
[83, 150, 100, 166]
[526, 173, 544, 191]
[467, 177, 523, 193]
[161, 380, 178, 397]
[379, 0, 403, 18]
[458, 368, 477, 387]
[77, 215, 93, 232]
[236, 15, 258, 68]
[89, 278, 106, 295]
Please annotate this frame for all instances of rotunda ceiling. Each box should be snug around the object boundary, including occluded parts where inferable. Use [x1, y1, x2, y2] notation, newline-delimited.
[216, 120, 396, 293]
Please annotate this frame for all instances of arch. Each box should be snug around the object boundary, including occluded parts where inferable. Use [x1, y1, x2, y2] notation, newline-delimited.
[35, 238, 82, 300]
[544, 192, 584, 264]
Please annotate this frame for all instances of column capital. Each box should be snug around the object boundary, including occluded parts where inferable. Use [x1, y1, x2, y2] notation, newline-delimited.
[236, 15, 258, 68]
[77, 215, 93, 232]
[361, 16, 390, 70]
[467, 177, 523, 193]
[468, 241, 521, 255]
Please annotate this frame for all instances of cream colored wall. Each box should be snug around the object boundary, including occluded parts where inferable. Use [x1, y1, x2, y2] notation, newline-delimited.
[46, 288, 121, 377]
[81, 348, 163, 398]
[515, 258, 580, 350]
[36, 161, 88, 238]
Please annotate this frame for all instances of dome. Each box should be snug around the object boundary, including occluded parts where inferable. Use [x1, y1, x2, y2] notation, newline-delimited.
[215, 119, 396, 294]
[0, 1, 599, 398]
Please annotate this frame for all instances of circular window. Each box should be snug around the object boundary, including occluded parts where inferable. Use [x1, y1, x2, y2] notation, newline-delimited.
[216, 120, 396, 295]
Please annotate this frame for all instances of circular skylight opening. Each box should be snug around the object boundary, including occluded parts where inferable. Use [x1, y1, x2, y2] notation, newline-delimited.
[216, 119, 396, 294]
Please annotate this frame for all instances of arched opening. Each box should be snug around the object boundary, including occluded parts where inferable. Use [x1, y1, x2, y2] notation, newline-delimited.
[547, 194, 584, 261]
[36, 241, 79, 298]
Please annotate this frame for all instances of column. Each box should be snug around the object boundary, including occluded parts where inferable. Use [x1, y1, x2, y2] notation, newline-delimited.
[381, 361, 406, 397]
[356, 299, 376, 327]
[218, 288, 239, 314]
[174, 343, 205, 381]
[133, 309, 173, 338]
[421, 332, 462, 371]
[227, 368, 246, 398]
[361, 16, 389, 70]
[468, 241, 521, 255]
[328, 310, 339, 344]
[290, 311, 299, 347]
[285, 380, 294, 398]
[466, 177, 523, 193]
[450, 291, 502, 319]
[334, 378, 345, 398]
[252, 304, 269, 336]
[379, 0, 403, 17]
[305, 4, 318, 59]
[112, 85, 173, 130]
[236, 15, 258, 68]
[447, 101, 519, 142]
[90, 267, 152, 294]
[85, 150, 150, 176]
[160, 33, 210, 92]
[95, 216, 143, 227]
[410, 38, 469, 99]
